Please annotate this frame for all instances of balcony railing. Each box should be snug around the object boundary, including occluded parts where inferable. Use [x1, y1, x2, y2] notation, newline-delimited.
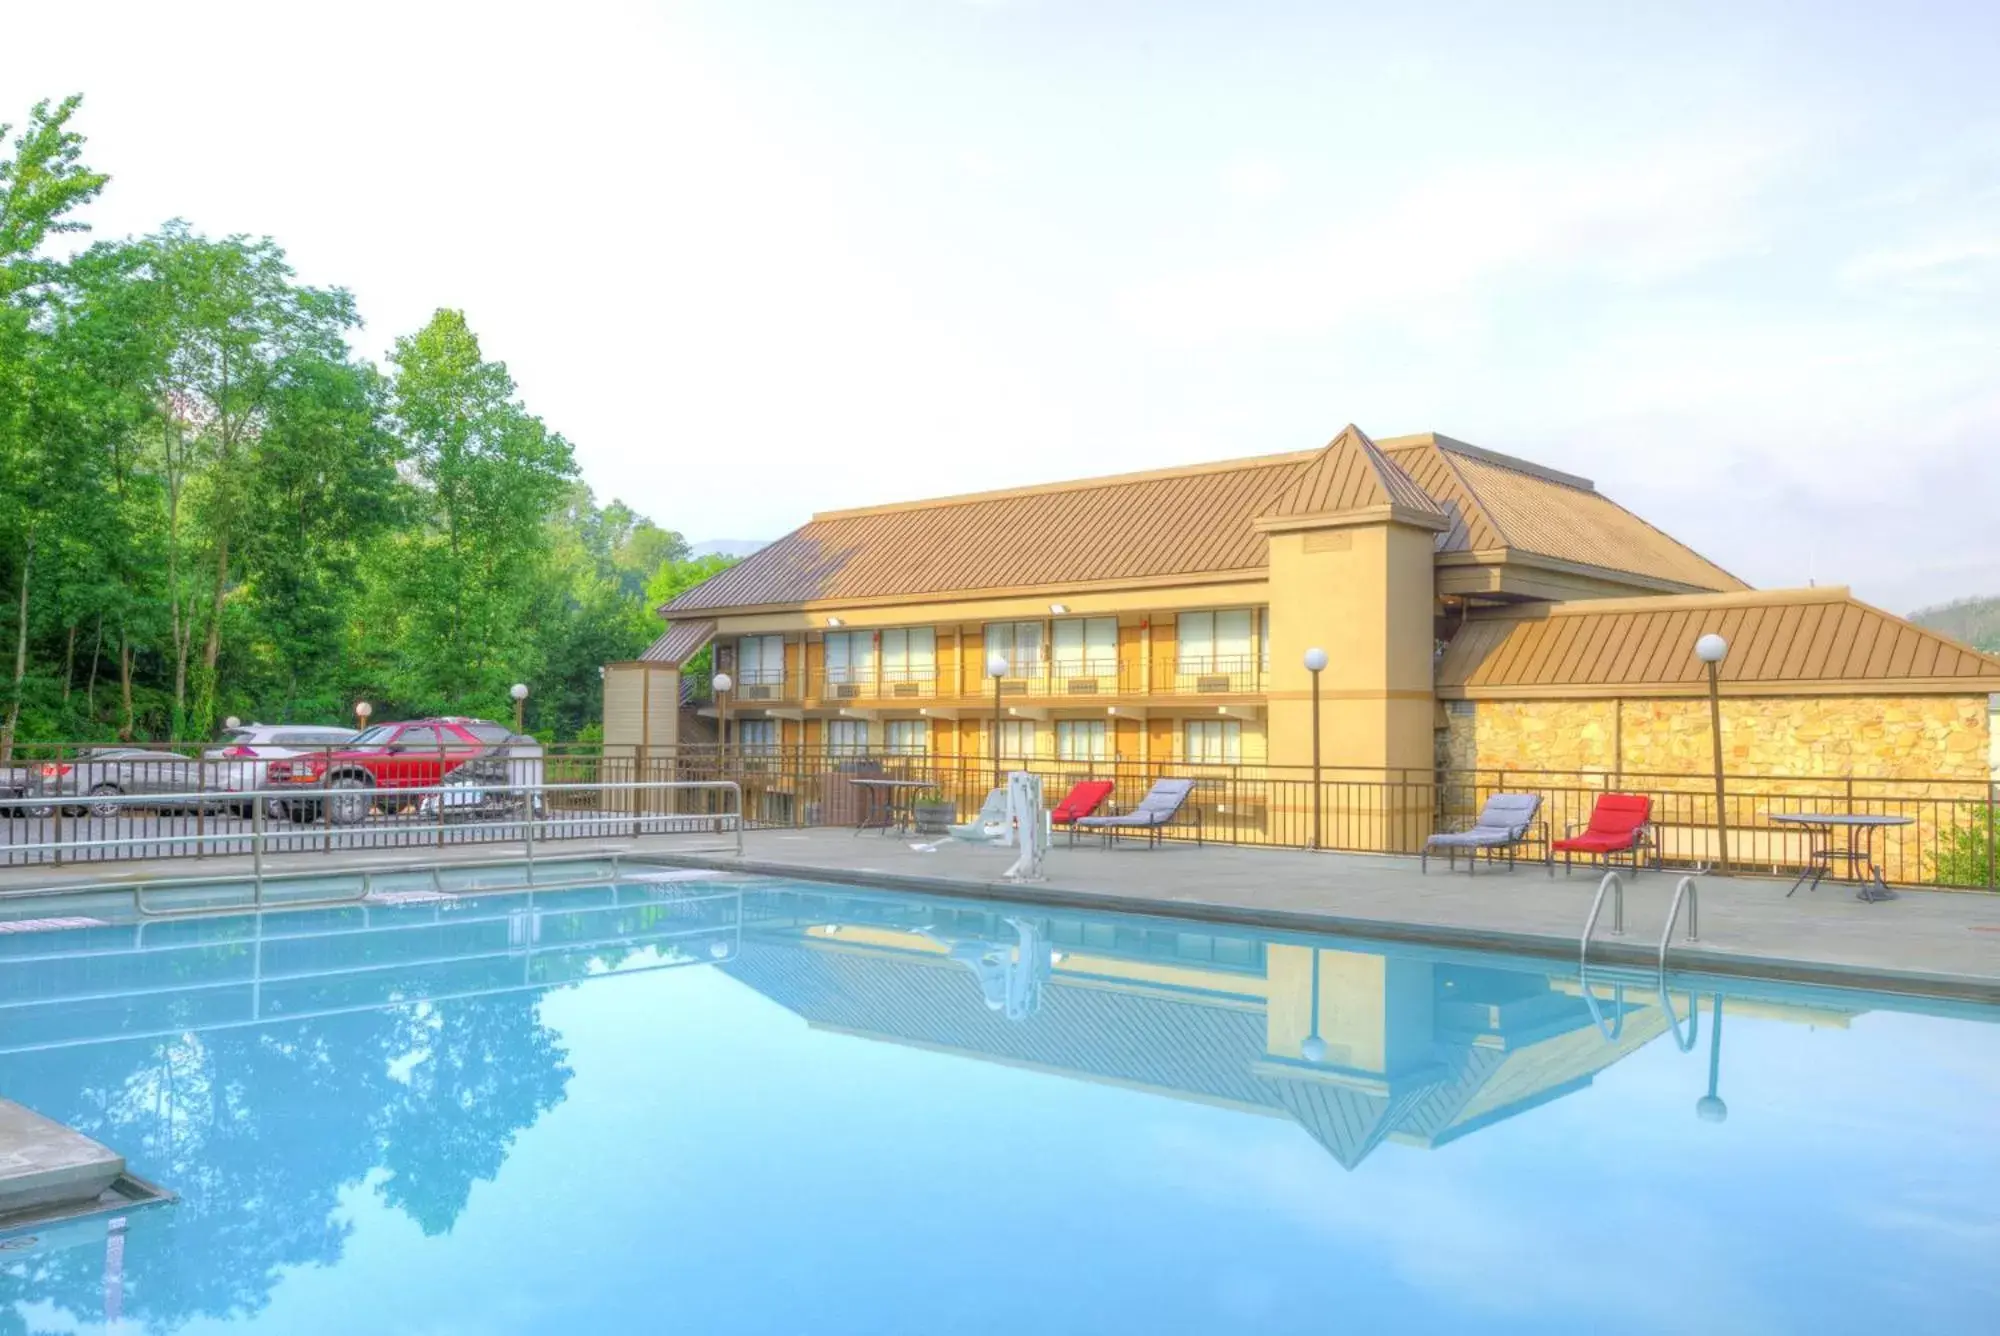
[812, 669, 940, 704]
[723, 655, 1266, 706]
[994, 654, 1264, 698]
[729, 668, 797, 704]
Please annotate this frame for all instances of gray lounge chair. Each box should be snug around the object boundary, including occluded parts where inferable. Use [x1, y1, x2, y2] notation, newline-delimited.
[948, 788, 1010, 842]
[1422, 792, 1544, 873]
[1073, 777, 1201, 848]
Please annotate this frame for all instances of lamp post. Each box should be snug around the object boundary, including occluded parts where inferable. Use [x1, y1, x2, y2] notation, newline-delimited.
[1300, 948, 1327, 1063]
[986, 651, 1009, 789]
[1304, 648, 1328, 851]
[354, 700, 372, 731]
[1695, 633, 1729, 872]
[510, 682, 529, 734]
[712, 671, 733, 772]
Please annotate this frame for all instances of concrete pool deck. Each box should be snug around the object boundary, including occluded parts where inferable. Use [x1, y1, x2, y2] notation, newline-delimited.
[0, 829, 1996, 1001]
[646, 829, 2000, 1003]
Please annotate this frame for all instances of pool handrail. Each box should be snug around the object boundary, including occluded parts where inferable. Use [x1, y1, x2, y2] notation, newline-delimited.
[1579, 869, 1625, 969]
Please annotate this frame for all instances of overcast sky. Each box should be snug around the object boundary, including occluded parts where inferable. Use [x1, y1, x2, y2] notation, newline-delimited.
[9, 1, 1997, 611]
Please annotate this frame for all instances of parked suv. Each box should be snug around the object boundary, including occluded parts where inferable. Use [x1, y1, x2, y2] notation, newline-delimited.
[264, 717, 542, 824]
[205, 723, 359, 815]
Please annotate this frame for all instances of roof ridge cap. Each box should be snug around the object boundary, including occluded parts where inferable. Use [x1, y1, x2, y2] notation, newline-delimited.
[810, 449, 1320, 522]
[1437, 438, 1595, 492]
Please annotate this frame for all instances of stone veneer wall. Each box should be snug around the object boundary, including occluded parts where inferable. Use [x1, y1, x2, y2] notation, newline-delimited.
[1435, 694, 1996, 886]
[1439, 695, 1994, 782]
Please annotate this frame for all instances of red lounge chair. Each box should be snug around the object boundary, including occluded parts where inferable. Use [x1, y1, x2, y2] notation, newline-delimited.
[1052, 780, 1115, 837]
[1549, 793, 1655, 877]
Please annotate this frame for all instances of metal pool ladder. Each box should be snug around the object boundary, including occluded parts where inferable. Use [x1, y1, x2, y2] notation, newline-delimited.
[1580, 871, 1705, 1044]
[1579, 870, 1625, 968]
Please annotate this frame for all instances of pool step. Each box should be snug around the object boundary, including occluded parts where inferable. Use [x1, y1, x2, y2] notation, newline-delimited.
[0, 1098, 125, 1218]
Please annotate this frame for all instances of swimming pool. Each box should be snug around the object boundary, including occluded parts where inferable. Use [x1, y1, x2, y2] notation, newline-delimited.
[3, 871, 1996, 1333]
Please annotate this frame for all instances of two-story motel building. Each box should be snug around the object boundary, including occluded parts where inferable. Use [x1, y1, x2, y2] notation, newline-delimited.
[606, 425, 1777, 777]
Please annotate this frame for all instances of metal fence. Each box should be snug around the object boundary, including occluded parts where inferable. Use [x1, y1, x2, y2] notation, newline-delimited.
[1, 739, 1993, 890]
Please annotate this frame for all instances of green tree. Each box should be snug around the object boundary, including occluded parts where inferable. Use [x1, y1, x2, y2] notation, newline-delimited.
[231, 353, 404, 721]
[0, 95, 109, 759]
[382, 309, 577, 711]
[121, 223, 362, 736]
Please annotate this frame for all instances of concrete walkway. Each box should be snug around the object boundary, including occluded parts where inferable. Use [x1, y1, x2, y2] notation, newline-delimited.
[653, 829, 2000, 1002]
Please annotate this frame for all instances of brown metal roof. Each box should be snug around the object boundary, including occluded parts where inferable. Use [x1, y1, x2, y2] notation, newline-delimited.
[1380, 436, 1747, 591]
[666, 428, 1745, 614]
[1437, 588, 2000, 697]
[665, 454, 1306, 612]
[1261, 425, 1446, 525]
[639, 619, 716, 667]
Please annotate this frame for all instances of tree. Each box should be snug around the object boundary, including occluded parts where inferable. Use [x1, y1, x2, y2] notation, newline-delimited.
[232, 353, 403, 721]
[382, 309, 577, 711]
[124, 223, 361, 736]
[0, 95, 109, 759]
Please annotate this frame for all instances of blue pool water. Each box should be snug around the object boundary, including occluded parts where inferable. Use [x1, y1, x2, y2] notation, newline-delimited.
[2, 871, 1997, 1334]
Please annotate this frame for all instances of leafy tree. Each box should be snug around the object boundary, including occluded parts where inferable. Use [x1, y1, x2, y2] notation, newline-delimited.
[0, 94, 108, 759]
[383, 309, 577, 711]
[0, 99, 715, 745]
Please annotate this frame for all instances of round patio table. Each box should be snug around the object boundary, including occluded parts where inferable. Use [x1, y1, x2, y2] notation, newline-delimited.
[1769, 812, 1912, 903]
[847, 778, 932, 837]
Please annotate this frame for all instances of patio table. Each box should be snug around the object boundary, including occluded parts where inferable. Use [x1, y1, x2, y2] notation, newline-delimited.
[1770, 812, 1912, 903]
[847, 778, 931, 838]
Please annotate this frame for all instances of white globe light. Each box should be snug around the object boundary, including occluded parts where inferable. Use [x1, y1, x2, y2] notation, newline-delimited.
[355, 701, 372, 718]
[1694, 633, 1728, 664]
[510, 682, 529, 701]
[224, 716, 241, 730]
[1301, 1035, 1328, 1064]
[712, 672, 734, 694]
[986, 651, 1010, 678]
[1303, 647, 1329, 673]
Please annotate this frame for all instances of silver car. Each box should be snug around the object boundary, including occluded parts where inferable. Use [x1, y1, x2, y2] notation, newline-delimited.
[25, 748, 224, 818]
[205, 723, 359, 809]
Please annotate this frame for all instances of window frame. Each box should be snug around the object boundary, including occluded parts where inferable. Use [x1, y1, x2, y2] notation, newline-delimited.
[1182, 718, 1242, 766]
[735, 634, 787, 687]
[879, 628, 937, 685]
[1055, 718, 1109, 762]
[736, 718, 780, 755]
[884, 719, 929, 756]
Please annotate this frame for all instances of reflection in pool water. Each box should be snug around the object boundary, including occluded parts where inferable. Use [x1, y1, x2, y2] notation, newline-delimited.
[2, 876, 1997, 1333]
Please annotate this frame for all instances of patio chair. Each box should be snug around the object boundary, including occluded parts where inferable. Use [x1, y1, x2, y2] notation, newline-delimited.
[1422, 792, 1544, 874]
[948, 788, 1010, 842]
[1073, 777, 1201, 849]
[1549, 793, 1655, 877]
[1051, 780, 1115, 837]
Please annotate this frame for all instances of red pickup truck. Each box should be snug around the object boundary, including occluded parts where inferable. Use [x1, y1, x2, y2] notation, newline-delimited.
[265, 717, 523, 823]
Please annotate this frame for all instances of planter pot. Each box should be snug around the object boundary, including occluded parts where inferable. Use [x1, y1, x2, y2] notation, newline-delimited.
[912, 802, 956, 835]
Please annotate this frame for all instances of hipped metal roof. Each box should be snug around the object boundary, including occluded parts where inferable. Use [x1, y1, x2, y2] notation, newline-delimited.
[664, 427, 1744, 615]
[1437, 587, 2000, 698]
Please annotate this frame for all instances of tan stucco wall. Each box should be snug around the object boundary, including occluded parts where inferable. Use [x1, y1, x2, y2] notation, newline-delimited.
[1265, 521, 1437, 776]
[1442, 695, 1994, 782]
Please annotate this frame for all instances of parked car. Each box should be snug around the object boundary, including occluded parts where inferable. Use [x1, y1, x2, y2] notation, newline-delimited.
[0, 763, 31, 812]
[21, 748, 226, 818]
[204, 723, 359, 815]
[265, 717, 543, 824]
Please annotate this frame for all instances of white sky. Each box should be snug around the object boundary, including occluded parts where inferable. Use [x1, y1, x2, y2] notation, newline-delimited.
[9, 0, 1999, 611]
